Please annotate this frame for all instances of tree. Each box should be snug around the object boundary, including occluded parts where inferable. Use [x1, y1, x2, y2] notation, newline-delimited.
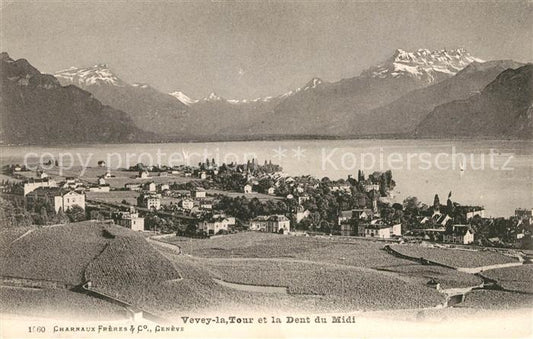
[433, 194, 440, 210]
[65, 205, 86, 222]
[403, 196, 421, 211]
[40, 206, 49, 225]
[55, 207, 70, 224]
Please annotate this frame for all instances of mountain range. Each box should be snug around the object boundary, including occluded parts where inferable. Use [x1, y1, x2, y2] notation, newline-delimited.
[1, 48, 531, 144]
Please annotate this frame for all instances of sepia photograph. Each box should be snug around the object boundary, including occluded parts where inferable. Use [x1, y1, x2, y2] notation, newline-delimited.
[0, 1, 531, 338]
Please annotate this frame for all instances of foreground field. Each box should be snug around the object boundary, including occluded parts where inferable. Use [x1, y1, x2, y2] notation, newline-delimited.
[0, 287, 127, 320]
[1, 224, 530, 320]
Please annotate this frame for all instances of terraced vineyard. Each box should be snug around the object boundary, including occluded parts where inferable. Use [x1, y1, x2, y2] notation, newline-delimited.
[0, 222, 109, 285]
[374, 264, 483, 289]
[461, 290, 533, 309]
[166, 233, 410, 268]
[389, 244, 517, 268]
[85, 227, 181, 307]
[0, 227, 34, 251]
[483, 265, 533, 293]
[202, 258, 444, 310]
[2, 224, 529, 319]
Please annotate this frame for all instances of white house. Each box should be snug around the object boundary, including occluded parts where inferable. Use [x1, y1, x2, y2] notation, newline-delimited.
[138, 193, 161, 210]
[466, 208, 485, 220]
[138, 171, 149, 179]
[267, 215, 291, 233]
[296, 207, 311, 223]
[192, 188, 206, 199]
[198, 216, 230, 235]
[297, 194, 310, 205]
[358, 222, 401, 239]
[243, 184, 253, 194]
[125, 183, 142, 191]
[250, 215, 290, 234]
[200, 201, 213, 210]
[144, 182, 156, 192]
[443, 225, 475, 244]
[180, 198, 194, 210]
[250, 215, 269, 231]
[267, 187, 276, 195]
[114, 209, 145, 231]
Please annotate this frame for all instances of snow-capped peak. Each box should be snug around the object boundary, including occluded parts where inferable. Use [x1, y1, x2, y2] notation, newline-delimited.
[54, 64, 125, 87]
[363, 48, 484, 83]
[169, 91, 198, 106]
[203, 92, 223, 101]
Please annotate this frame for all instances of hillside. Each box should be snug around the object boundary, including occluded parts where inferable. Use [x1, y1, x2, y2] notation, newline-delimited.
[0, 53, 154, 145]
[416, 64, 533, 138]
[0, 222, 109, 285]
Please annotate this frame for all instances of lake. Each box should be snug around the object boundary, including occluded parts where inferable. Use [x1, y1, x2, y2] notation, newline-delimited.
[1, 139, 531, 217]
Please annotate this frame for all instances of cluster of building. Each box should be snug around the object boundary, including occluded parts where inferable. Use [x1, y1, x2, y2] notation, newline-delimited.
[8, 162, 531, 247]
[249, 215, 291, 234]
[338, 208, 402, 239]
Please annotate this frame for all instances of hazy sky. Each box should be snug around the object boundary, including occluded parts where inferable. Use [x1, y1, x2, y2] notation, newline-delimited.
[1, 1, 531, 99]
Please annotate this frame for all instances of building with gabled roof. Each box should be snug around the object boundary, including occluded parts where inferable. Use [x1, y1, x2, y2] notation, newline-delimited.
[26, 187, 85, 213]
[198, 215, 230, 235]
[443, 224, 475, 244]
[23, 177, 58, 196]
[250, 215, 290, 234]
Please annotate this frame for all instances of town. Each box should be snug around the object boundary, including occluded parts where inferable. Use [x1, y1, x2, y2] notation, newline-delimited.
[1, 158, 531, 249]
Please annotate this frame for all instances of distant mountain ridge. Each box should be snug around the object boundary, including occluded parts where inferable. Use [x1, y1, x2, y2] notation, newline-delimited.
[0, 53, 154, 145]
[25, 48, 530, 142]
